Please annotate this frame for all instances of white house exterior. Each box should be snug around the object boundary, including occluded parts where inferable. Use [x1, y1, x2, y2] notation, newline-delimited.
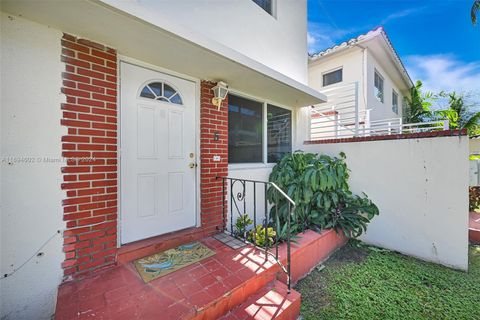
[0, 1, 326, 319]
[308, 27, 413, 139]
[0, 2, 470, 320]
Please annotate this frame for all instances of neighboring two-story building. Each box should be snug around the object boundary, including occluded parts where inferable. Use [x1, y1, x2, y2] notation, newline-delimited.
[307, 27, 413, 139]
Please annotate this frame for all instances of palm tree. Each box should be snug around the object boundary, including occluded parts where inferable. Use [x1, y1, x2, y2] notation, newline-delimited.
[435, 92, 480, 135]
[404, 80, 434, 123]
[473, 0, 480, 25]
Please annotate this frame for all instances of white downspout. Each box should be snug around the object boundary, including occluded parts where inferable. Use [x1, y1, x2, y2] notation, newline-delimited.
[355, 44, 369, 131]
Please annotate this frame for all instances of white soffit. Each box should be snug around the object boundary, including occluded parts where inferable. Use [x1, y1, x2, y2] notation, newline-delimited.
[1, 0, 327, 107]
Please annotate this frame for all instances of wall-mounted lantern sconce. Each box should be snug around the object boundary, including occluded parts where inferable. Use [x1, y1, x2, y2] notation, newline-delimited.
[211, 81, 229, 110]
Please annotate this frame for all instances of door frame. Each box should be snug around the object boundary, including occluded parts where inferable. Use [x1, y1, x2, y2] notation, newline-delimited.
[117, 55, 201, 246]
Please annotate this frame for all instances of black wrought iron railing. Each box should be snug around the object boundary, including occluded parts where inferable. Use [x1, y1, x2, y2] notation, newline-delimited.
[217, 176, 296, 292]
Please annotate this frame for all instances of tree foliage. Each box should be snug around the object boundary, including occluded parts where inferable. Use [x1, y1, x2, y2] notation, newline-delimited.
[435, 92, 480, 136]
[472, 0, 480, 25]
[403, 80, 434, 123]
[403, 80, 480, 136]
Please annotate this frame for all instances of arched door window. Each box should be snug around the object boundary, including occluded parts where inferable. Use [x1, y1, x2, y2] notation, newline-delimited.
[139, 81, 183, 105]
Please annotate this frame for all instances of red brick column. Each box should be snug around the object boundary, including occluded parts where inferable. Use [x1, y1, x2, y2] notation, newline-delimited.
[60, 34, 118, 278]
[200, 81, 228, 235]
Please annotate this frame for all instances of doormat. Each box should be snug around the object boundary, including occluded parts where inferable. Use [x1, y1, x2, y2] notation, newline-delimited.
[133, 242, 215, 283]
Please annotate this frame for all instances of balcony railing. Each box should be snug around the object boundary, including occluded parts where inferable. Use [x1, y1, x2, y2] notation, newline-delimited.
[309, 82, 449, 141]
[217, 177, 296, 293]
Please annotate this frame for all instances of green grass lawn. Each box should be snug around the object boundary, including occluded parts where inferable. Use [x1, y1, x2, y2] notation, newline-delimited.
[296, 242, 480, 320]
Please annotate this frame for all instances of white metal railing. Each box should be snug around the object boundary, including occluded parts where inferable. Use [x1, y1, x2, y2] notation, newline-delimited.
[310, 82, 366, 140]
[309, 82, 449, 140]
[401, 120, 449, 133]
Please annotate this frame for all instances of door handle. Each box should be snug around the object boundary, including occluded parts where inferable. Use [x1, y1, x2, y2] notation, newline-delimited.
[189, 163, 197, 169]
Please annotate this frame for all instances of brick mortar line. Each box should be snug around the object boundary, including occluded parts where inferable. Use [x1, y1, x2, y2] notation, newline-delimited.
[63, 63, 117, 77]
[304, 129, 467, 145]
[62, 81, 117, 95]
[62, 71, 117, 85]
[61, 39, 116, 56]
[61, 76, 117, 90]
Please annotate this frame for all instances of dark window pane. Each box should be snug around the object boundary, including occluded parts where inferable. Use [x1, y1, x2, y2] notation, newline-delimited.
[228, 95, 263, 163]
[170, 93, 183, 105]
[140, 82, 183, 105]
[374, 71, 384, 102]
[148, 82, 162, 97]
[267, 105, 291, 163]
[323, 69, 342, 86]
[140, 86, 155, 99]
[164, 84, 176, 98]
[392, 90, 398, 114]
[252, 0, 272, 15]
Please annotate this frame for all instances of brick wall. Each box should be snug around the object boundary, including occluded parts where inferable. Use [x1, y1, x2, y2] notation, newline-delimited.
[60, 34, 118, 278]
[59, 42, 229, 277]
[200, 81, 228, 235]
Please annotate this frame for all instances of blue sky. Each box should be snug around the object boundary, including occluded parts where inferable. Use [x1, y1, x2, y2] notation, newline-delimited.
[307, 0, 480, 95]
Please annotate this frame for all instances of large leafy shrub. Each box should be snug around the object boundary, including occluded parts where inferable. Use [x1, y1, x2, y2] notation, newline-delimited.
[267, 151, 379, 238]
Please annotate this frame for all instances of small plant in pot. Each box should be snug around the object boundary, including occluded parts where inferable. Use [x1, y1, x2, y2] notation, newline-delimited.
[248, 225, 276, 247]
[234, 214, 253, 238]
[234, 215, 277, 248]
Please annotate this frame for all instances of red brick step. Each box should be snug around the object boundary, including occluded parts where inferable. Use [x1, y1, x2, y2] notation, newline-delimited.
[219, 280, 301, 320]
[55, 230, 346, 319]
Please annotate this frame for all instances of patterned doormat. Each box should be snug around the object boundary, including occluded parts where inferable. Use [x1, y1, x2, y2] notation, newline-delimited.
[133, 242, 215, 283]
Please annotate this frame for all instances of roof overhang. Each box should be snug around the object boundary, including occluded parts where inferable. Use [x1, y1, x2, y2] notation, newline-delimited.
[309, 27, 413, 93]
[1, 0, 326, 107]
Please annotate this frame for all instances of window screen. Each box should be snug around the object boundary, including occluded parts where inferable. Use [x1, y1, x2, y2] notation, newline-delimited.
[267, 104, 292, 163]
[228, 95, 263, 163]
[392, 90, 398, 114]
[323, 68, 343, 87]
[374, 71, 384, 103]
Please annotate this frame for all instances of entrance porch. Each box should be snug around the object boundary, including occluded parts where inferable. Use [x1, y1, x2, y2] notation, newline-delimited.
[55, 229, 345, 319]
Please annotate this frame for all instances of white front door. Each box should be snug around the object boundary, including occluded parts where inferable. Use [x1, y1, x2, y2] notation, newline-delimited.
[120, 62, 197, 244]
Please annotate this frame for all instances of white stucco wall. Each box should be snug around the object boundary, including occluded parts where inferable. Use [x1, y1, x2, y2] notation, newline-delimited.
[101, 0, 308, 84]
[227, 166, 273, 228]
[308, 46, 406, 121]
[1, 13, 64, 320]
[308, 48, 366, 112]
[365, 49, 404, 120]
[303, 136, 469, 270]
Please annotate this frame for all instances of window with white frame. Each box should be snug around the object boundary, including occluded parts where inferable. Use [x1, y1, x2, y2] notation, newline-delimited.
[140, 81, 183, 105]
[374, 70, 384, 103]
[392, 90, 399, 114]
[228, 94, 292, 164]
[322, 68, 343, 87]
[252, 0, 273, 15]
